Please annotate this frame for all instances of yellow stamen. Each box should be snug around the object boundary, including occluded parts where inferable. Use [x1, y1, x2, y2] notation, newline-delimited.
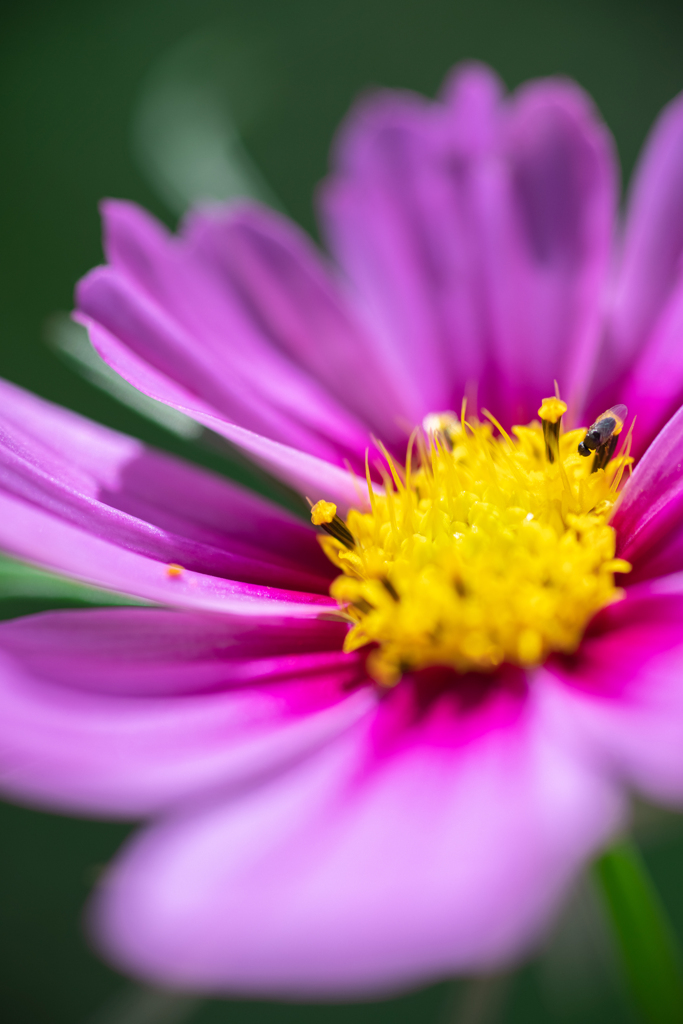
[310, 500, 338, 525]
[314, 397, 633, 686]
[166, 563, 184, 577]
[538, 397, 568, 423]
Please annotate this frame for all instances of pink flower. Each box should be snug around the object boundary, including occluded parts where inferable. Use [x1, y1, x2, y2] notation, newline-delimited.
[2, 62, 683, 998]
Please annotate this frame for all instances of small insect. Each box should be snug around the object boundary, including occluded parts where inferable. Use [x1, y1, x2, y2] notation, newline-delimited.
[578, 404, 627, 471]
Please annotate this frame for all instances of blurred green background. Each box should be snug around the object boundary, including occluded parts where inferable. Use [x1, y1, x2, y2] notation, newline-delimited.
[2, 0, 683, 1021]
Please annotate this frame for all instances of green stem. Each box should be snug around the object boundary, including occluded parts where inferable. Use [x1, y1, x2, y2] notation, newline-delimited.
[594, 839, 683, 1024]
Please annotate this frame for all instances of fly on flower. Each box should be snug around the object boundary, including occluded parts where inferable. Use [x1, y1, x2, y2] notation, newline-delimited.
[2, 62, 683, 1000]
[578, 404, 628, 471]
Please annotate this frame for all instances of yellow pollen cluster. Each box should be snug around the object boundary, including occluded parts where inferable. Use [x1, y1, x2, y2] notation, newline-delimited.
[310, 500, 338, 526]
[538, 396, 568, 424]
[315, 402, 633, 686]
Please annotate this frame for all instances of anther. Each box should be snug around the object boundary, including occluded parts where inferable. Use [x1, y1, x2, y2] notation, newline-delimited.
[310, 500, 355, 549]
[538, 396, 567, 463]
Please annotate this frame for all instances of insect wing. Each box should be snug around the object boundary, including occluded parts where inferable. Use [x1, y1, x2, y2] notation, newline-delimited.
[598, 404, 628, 433]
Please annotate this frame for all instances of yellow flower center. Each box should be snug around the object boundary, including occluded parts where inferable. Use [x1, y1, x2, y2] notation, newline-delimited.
[311, 398, 633, 687]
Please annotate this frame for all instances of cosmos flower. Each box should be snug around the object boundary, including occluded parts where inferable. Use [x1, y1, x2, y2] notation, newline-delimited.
[2, 62, 683, 998]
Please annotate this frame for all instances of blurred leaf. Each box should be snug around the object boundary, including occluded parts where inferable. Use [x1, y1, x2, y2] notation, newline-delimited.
[45, 313, 203, 440]
[440, 976, 508, 1024]
[538, 870, 631, 1021]
[0, 552, 147, 605]
[594, 840, 683, 1024]
[84, 984, 201, 1024]
[131, 30, 281, 215]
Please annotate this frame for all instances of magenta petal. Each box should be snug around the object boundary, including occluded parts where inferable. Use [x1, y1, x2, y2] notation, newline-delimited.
[543, 590, 683, 804]
[612, 404, 683, 582]
[609, 90, 683, 382]
[78, 316, 368, 511]
[0, 608, 371, 815]
[91, 684, 620, 996]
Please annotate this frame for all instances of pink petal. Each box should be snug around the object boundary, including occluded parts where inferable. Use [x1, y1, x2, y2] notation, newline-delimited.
[619, 273, 683, 458]
[612, 404, 683, 583]
[77, 316, 368, 512]
[320, 63, 616, 429]
[0, 489, 335, 615]
[90, 672, 620, 996]
[82, 200, 371, 466]
[320, 70, 497, 425]
[543, 589, 683, 804]
[602, 89, 683, 455]
[181, 203, 407, 447]
[0, 377, 332, 591]
[481, 76, 616, 424]
[608, 90, 683, 384]
[0, 608, 371, 815]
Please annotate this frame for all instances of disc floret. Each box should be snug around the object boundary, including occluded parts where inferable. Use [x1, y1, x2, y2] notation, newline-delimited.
[312, 400, 632, 687]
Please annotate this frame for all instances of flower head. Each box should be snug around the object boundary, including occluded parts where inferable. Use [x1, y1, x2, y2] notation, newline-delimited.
[318, 402, 632, 684]
[2, 62, 683, 997]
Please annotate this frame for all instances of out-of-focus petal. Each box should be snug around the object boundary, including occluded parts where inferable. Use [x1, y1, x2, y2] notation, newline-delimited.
[603, 90, 683, 453]
[90, 670, 620, 996]
[619, 278, 683, 458]
[480, 76, 616, 424]
[77, 316, 369, 512]
[0, 378, 332, 591]
[543, 590, 683, 804]
[612, 404, 683, 583]
[0, 607, 371, 815]
[319, 66, 501, 424]
[608, 91, 683, 381]
[320, 64, 616, 428]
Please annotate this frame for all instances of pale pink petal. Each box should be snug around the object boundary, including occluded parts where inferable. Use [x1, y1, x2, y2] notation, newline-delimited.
[0, 608, 371, 815]
[91, 672, 620, 996]
[543, 590, 683, 805]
